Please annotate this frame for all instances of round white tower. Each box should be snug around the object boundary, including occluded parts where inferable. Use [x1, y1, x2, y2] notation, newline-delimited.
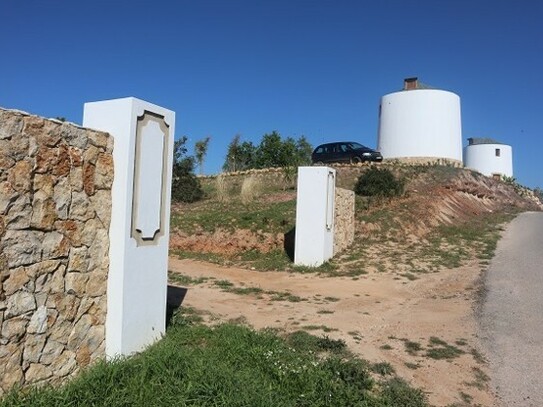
[377, 78, 463, 162]
[463, 138, 513, 178]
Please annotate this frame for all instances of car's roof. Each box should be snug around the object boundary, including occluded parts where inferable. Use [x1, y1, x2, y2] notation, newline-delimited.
[317, 141, 359, 146]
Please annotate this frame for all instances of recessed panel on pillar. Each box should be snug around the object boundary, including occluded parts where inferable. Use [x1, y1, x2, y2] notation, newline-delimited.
[132, 112, 169, 244]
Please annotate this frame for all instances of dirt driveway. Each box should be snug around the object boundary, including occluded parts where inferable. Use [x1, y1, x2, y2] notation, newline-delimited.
[169, 257, 496, 406]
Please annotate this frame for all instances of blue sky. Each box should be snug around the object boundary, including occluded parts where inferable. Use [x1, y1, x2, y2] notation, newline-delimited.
[2, 0, 542, 187]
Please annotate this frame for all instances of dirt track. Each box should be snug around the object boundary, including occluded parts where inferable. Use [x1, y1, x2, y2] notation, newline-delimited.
[169, 257, 496, 406]
[478, 212, 543, 406]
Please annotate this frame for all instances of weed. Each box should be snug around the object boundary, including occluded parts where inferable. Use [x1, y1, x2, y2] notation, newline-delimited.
[214, 279, 234, 289]
[269, 291, 304, 302]
[323, 296, 340, 302]
[467, 367, 490, 390]
[302, 325, 338, 333]
[428, 336, 448, 347]
[460, 391, 473, 403]
[168, 272, 208, 286]
[316, 309, 334, 314]
[380, 344, 393, 350]
[455, 339, 468, 347]
[400, 272, 418, 281]
[425, 339, 465, 360]
[240, 175, 260, 204]
[470, 347, 486, 364]
[404, 362, 420, 370]
[371, 362, 396, 376]
[403, 340, 423, 355]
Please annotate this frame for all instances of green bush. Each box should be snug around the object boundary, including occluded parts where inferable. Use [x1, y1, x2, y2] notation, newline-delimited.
[171, 137, 203, 203]
[354, 168, 405, 198]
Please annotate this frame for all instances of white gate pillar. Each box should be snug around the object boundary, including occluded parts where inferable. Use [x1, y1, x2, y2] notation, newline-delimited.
[83, 97, 175, 357]
[294, 166, 336, 267]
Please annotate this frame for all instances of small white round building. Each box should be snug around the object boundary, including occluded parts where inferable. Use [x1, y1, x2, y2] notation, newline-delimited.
[463, 138, 513, 178]
[377, 78, 463, 162]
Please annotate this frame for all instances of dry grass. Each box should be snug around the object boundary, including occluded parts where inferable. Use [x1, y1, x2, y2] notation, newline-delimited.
[215, 173, 229, 202]
[240, 175, 260, 204]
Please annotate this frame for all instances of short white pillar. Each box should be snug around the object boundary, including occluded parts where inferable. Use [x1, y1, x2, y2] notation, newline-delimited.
[294, 166, 336, 267]
[83, 97, 175, 357]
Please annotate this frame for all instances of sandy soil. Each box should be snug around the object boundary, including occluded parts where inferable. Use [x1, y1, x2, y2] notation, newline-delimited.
[169, 257, 496, 407]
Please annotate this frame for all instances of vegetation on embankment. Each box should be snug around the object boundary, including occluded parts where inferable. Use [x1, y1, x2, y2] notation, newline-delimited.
[170, 163, 541, 275]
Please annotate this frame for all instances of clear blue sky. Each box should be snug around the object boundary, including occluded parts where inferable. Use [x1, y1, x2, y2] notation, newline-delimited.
[2, 0, 542, 188]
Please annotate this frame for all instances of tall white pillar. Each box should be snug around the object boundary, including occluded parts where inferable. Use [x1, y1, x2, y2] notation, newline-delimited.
[83, 97, 175, 357]
[294, 166, 336, 267]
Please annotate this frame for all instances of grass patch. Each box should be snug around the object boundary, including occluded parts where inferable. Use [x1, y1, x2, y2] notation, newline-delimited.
[301, 325, 338, 333]
[269, 291, 304, 302]
[380, 344, 393, 350]
[425, 337, 465, 360]
[402, 340, 423, 355]
[171, 199, 297, 235]
[466, 367, 490, 390]
[371, 362, 396, 376]
[168, 272, 208, 286]
[470, 347, 486, 364]
[404, 362, 420, 370]
[317, 309, 335, 314]
[1, 315, 429, 407]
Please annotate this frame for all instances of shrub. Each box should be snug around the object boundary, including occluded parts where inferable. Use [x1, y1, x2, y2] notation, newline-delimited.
[171, 137, 203, 203]
[354, 167, 405, 198]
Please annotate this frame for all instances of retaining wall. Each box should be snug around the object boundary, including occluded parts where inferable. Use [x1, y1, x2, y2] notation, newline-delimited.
[334, 188, 355, 255]
[0, 108, 113, 393]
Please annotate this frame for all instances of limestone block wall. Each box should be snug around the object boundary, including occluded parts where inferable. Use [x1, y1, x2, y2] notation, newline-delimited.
[334, 188, 355, 255]
[0, 108, 113, 393]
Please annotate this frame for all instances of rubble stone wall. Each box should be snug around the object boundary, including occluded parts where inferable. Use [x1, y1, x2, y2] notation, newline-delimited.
[334, 187, 355, 255]
[0, 108, 113, 394]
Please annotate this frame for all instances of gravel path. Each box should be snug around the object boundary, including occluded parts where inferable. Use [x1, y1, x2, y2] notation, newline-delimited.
[478, 212, 543, 406]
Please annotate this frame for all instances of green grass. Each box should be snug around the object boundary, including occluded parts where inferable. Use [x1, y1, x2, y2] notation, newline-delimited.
[210, 279, 306, 302]
[171, 199, 296, 235]
[425, 337, 465, 360]
[168, 272, 209, 286]
[316, 309, 335, 315]
[1, 311, 428, 407]
[301, 325, 338, 333]
[402, 340, 423, 356]
[371, 362, 396, 376]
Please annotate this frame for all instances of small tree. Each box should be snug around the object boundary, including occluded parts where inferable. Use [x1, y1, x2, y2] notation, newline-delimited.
[296, 135, 313, 166]
[171, 137, 203, 203]
[354, 167, 405, 198]
[194, 136, 211, 175]
[223, 135, 257, 172]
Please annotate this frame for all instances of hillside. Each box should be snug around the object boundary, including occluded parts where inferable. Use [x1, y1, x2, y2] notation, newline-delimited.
[170, 163, 541, 274]
[167, 163, 541, 406]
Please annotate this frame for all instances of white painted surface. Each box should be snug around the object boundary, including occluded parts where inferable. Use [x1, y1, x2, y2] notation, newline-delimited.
[135, 119, 164, 239]
[377, 89, 462, 161]
[464, 143, 513, 177]
[83, 97, 175, 357]
[294, 167, 335, 267]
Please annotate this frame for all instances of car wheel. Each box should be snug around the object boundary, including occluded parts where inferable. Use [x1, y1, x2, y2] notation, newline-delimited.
[351, 156, 362, 164]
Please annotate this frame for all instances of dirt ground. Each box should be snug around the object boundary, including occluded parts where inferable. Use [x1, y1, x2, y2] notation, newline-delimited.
[168, 257, 496, 407]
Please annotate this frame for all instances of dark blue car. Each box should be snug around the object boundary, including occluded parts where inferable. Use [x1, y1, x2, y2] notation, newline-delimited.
[311, 142, 383, 164]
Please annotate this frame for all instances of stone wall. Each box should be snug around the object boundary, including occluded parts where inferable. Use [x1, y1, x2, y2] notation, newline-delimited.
[334, 188, 355, 255]
[0, 108, 113, 393]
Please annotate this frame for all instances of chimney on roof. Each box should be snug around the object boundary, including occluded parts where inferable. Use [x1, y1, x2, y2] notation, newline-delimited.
[404, 77, 418, 90]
